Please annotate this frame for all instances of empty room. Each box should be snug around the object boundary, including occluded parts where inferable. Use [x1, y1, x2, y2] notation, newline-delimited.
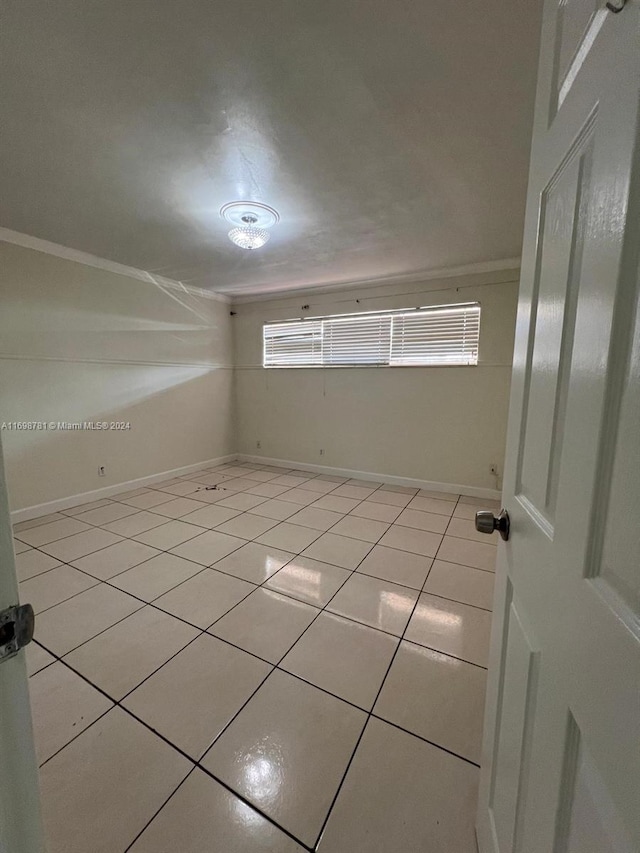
[1, 1, 638, 852]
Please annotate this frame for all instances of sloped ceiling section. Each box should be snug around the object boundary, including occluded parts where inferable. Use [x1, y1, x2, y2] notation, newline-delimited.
[0, 0, 542, 296]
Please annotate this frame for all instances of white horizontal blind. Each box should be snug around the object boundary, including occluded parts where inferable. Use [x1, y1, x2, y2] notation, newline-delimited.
[323, 313, 391, 365]
[263, 302, 480, 367]
[390, 304, 480, 365]
[263, 319, 323, 366]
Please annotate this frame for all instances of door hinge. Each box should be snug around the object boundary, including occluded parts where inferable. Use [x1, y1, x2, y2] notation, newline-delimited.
[0, 603, 35, 663]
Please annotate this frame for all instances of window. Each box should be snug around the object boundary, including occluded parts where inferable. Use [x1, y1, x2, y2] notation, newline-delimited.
[263, 302, 480, 368]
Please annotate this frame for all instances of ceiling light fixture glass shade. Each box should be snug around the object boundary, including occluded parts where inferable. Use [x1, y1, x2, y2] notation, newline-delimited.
[228, 226, 271, 250]
[221, 202, 279, 250]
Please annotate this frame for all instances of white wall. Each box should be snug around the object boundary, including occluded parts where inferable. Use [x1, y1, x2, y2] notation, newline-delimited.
[234, 268, 518, 491]
[0, 241, 234, 511]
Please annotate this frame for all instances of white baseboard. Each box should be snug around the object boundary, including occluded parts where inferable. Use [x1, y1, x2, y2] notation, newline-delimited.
[12, 451, 501, 523]
[10, 454, 238, 523]
[237, 454, 502, 500]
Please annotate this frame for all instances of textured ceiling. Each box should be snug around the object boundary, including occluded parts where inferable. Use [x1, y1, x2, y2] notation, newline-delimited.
[0, 0, 542, 296]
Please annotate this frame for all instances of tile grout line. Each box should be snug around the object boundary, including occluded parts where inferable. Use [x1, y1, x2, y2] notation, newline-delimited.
[311, 542, 438, 848]
[22, 468, 400, 626]
[308, 487, 494, 845]
[121, 766, 201, 853]
[25, 476, 489, 668]
[39, 649, 316, 853]
[29, 472, 425, 849]
[116, 475, 414, 851]
[22, 464, 491, 849]
[31, 474, 396, 731]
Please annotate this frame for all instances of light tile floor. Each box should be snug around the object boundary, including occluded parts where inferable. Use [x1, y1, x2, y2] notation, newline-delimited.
[16, 461, 499, 852]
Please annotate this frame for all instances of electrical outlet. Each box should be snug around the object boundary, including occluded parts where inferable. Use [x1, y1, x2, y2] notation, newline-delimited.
[489, 464, 498, 476]
[256, 440, 261, 449]
[98, 466, 106, 477]
[319, 449, 325, 456]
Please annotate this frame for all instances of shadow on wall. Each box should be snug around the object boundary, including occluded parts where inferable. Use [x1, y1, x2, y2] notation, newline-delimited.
[0, 240, 235, 511]
[1, 363, 233, 511]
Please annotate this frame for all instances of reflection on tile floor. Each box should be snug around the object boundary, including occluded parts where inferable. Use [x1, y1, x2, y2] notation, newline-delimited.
[16, 461, 497, 852]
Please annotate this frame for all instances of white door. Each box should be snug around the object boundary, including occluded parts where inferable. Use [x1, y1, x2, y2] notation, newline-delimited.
[0, 431, 44, 853]
[476, 1, 640, 851]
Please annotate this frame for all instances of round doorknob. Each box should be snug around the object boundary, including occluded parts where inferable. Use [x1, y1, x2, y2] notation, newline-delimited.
[475, 509, 510, 541]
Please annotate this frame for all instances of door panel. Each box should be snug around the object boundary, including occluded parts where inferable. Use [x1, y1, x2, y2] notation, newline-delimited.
[587, 271, 640, 616]
[553, 2, 607, 114]
[488, 594, 539, 853]
[557, 730, 637, 853]
[517, 117, 594, 528]
[557, 0, 600, 86]
[476, 2, 640, 852]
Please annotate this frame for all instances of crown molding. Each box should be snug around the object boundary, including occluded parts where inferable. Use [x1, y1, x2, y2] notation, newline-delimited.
[0, 227, 230, 303]
[226, 257, 521, 304]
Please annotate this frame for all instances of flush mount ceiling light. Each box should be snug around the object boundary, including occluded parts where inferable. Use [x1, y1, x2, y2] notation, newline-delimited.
[221, 201, 280, 250]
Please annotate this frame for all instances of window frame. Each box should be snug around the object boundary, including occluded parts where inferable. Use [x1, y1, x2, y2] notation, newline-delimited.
[262, 302, 481, 369]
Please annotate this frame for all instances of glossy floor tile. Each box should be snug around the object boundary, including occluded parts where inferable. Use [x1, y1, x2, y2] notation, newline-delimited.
[207, 541, 293, 584]
[19, 463, 496, 852]
[154, 568, 254, 628]
[26, 641, 55, 676]
[349, 500, 402, 522]
[179, 503, 241, 528]
[214, 491, 268, 511]
[151, 496, 208, 519]
[395, 507, 449, 534]
[437, 535, 497, 572]
[110, 552, 205, 601]
[405, 592, 492, 667]
[377, 524, 443, 557]
[280, 611, 399, 710]
[356, 544, 433, 589]
[102, 509, 169, 537]
[256, 521, 323, 553]
[407, 494, 456, 515]
[329, 515, 390, 543]
[375, 641, 486, 764]
[215, 512, 279, 540]
[170, 529, 247, 566]
[39, 708, 190, 853]
[14, 548, 61, 581]
[129, 770, 306, 852]
[20, 564, 98, 614]
[15, 516, 90, 546]
[286, 505, 344, 531]
[264, 556, 351, 607]
[209, 587, 319, 663]
[365, 489, 412, 508]
[63, 499, 113, 514]
[70, 538, 160, 580]
[133, 519, 205, 550]
[35, 583, 143, 655]
[40, 528, 124, 562]
[301, 532, 373, 569]
[74, 502, 138, 526]
[29, 662, 113, 764]
[14, 511, 68, 531]
[123, 634, 270, 758]
[424, 559, 495, 610]
[318, 717, 479, 852]
[202, 670, 366, 847]
[64, 606, 199, 699]
[327, 573, 418, 635]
